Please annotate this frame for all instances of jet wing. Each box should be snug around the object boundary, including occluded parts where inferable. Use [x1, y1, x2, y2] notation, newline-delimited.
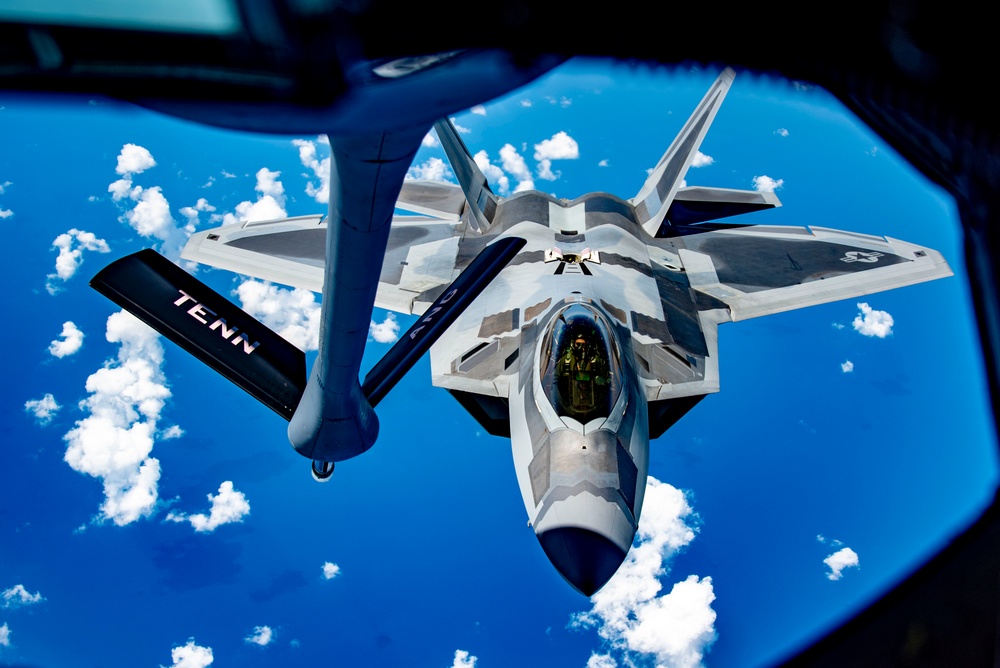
[675, 224, 952, 321]
[181, 180, 468, 315]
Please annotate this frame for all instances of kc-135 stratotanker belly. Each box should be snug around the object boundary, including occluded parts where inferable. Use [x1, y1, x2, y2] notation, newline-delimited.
[92, 67, 951, 595]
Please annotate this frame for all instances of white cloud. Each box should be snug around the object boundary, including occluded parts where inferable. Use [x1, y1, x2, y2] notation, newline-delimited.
[474, 150, 510, 195]
[537, 160, 559, 181]
[369, 313, 400, 343]
[222, 170, 236, 179]
[322, 562, 341, 580]
[520, 99, 532, 107]
[47, 228, 110, 293]
[221, 168, 288, 226]
[752, 175, 784, 192]
[587, 654, 617, 668]
[187, 481, 250, 533]
[0, 623, 8, 647]
[244, 625, 274, 646]
[166, 639, 213, 668]
[0, 180, 9, 194]
[115, 143, 156, 176]
[292, 137, 331, 204]
[107, 145, 197, 261]
[235, 280, 320, 351]
[853, 302, 894, 338]
[406, 157, 453, 183]
[2, 584, 43, 608]
[452, 649, 477, 668]
[422, 131, 440, 148]
[49, 321, 84, 358]
[571, 477, 716, 668]
[499, 144, 534, 192]
[449, 118, 471, 134]
[0, 208, 12, 219]
[775, 128, 789, 137]
[25, 393, 61, 425]
[161, 425, 184, 440]
[470, 105, 487, 116]
[179, 198, 216, 226]
[690, 151, 714, 168]
[63, 310, 171, 526]
[824, 547, 860, 580]
[534, 131, 579, 161]
[598, 159, 609, 167]
[841, 360, 854, 373]
[832, 322, 845, 330]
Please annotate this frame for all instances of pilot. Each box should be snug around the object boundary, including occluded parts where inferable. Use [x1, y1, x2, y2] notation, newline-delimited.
[556, 334, 609, 414]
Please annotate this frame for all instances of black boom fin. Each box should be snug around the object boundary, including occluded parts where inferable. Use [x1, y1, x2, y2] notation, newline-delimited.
[90, 249, 306, 419]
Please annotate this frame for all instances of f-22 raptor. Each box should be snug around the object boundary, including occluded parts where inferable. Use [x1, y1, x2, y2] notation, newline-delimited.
[92, 68, 951, 595]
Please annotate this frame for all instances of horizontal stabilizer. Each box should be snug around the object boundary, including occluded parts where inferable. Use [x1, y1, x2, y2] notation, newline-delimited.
[362, 236, 526, 406]
[660, 186, 781, 235]
[396, 180, 467, 220]
[635, 68, 735, 237]
[90, 249, 306, 419]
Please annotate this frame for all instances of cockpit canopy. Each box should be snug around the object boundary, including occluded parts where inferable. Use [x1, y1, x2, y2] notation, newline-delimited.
[539, 304, 623, 424]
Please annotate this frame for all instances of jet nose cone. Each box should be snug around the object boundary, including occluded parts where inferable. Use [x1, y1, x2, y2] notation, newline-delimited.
[538, 527, 628, 596]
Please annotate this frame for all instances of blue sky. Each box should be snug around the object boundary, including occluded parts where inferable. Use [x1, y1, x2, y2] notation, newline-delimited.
[0, 59, 996, 667]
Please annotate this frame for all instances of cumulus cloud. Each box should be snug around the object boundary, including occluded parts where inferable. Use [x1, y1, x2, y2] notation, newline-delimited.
[500, 144, 534, 192]
[690, 151, 714, 168]
[571, 477, 716, 668]
[587, 654, 617, 668]
[853, 302, 894, 338]
[221, 168, 287, 226]
[166, 639, 213, 667]
[406, 157, 453, 183]
[422, 131, 440, 148]
[520, 99, 532, 107]
[47, 229, 110, 293]
[235, 280, 321, 351]
[450, 118, 471, 134]
[292, 137, 330, 204]
[369, 313, 400, 343]
[186, 481, 250, 532]
[321, 562, 341, 580]
[115, 143, 156, 176]
[244, 626, 274, 646]
[841, 360, 854, 373]
[0, 623, 8, 647]
[534, 131, 580, 161]
[25, 394, 61, 425]
[107, 144, 198, 261]
[2, 585, 43, 609]
[63, 310, 171, 525]
[598, 159, 609, 167]
[752, 175, 784, 192]
[474, 150, 510, 195]
[534, 131, 580, 181]
[0, 181, 12, 217]
[824, 547, 860, 580]
[452, 649, 477, 667]
[179, 198, 216, 227]
[470, 105, 487, 116]
[832, 322, 845, 330]
[775, 128, 790, 137]
[49, 321, 84, 358]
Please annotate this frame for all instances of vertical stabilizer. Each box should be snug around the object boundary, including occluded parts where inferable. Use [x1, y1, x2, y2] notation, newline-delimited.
[634, 68, 735, 237]
[433, 117, 498, 232]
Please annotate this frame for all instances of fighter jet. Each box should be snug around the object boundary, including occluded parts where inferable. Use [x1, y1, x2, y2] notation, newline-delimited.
[91, 68, 951, 595]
